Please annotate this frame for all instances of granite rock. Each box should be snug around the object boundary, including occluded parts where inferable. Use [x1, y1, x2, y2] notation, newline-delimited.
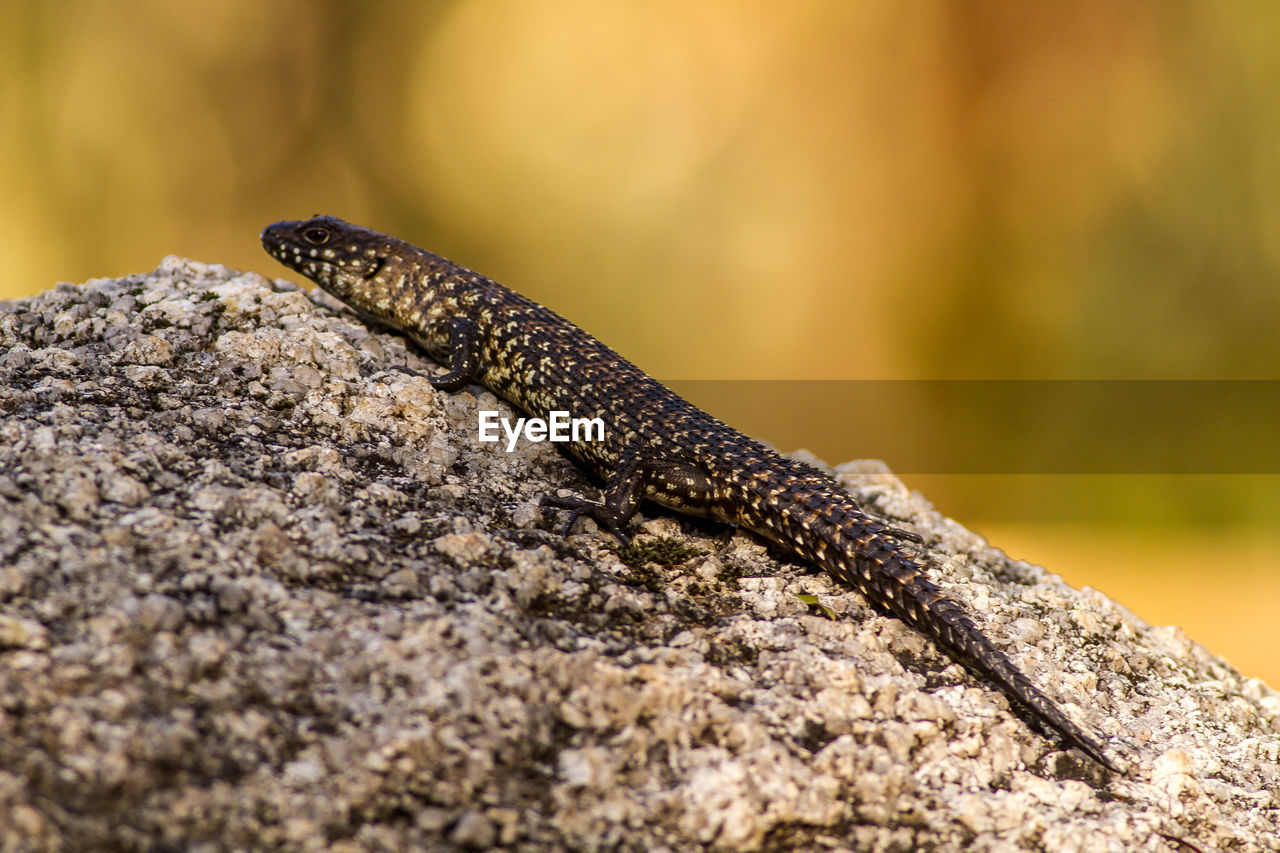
[0, 258, 1277, 852]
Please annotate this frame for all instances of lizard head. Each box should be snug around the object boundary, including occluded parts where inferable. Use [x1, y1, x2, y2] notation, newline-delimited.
[260, 215, 396, 300]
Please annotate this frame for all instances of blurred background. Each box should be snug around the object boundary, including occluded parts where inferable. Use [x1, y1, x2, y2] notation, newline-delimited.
[2, 1, 1278, 684]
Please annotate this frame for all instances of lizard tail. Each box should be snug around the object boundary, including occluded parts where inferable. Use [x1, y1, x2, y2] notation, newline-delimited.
[813, 521, 1121, 772]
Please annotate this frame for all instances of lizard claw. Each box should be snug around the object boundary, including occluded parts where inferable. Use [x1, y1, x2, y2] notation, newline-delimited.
[557, 509, 582, 537]
[385, 363, 425, 378]
[882, 524, 924, 545]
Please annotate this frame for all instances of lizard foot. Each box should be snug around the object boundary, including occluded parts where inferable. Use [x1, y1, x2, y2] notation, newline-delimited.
[540, 494, 633, 545]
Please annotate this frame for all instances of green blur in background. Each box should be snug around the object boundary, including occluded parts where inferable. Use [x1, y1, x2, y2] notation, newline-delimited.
[2, 1, 1278, 683]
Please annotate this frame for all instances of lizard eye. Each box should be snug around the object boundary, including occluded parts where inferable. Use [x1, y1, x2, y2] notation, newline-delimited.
[302, 226, 331, 245]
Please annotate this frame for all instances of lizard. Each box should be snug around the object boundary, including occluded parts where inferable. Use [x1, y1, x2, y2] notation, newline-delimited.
[261, 215, 1122, 773]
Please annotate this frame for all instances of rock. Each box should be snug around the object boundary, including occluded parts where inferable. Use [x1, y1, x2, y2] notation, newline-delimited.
[0, 258, 1276, 851]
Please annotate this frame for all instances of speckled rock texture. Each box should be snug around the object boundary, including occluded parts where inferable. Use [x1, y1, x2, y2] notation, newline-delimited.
[1, 258, 1277, 852]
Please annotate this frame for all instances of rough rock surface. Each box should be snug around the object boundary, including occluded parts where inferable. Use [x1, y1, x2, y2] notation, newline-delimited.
[0, 258, 1277, 852]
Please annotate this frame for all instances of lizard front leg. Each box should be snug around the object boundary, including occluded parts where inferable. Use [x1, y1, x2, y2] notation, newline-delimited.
[427, 317, 480, 391]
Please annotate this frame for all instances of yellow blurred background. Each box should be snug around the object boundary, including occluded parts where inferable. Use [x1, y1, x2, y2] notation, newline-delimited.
[2, 2, 1278, 684]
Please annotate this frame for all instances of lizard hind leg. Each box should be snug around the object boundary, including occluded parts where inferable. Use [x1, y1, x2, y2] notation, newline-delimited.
[541, 454, 646, 543]
[541, 456, 723, 543]
[540, 493, 634, 542]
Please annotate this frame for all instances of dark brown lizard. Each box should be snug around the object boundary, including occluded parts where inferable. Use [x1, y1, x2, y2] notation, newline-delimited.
[261, 215, 1121, 773]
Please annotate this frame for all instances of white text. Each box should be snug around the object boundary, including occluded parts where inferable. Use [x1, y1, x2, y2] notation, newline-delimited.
[478, 410, 605, 452]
